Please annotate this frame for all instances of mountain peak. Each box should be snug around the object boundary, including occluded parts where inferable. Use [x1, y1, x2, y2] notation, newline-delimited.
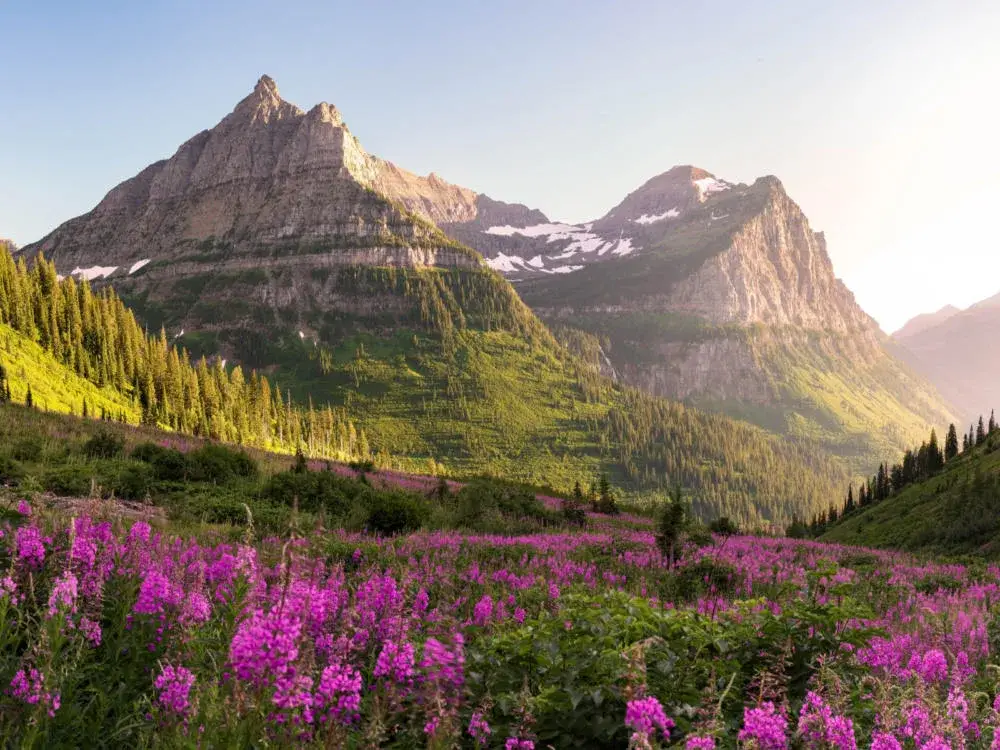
[231, 75, 297, 123]
[255, 74, 278, 96]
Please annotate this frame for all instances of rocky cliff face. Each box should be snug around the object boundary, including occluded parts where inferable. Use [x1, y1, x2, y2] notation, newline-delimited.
[510, 170, 955, 469]
[26, 76, 483, 276]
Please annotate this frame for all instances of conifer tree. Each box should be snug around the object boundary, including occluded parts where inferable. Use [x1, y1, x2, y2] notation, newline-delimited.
[25, 384, 33, 408]
[944, 424, 959, 461]
[977, 416, 987, 446]
[844, 485, 856, 514]
[991, 410, 997, 435]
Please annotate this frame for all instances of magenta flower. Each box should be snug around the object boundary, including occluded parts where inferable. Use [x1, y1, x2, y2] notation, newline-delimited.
[374, 640, 415, 685]
[869, 733, 902, 750]
[468, 711, 492, 745]
[686, 736, 717, 749]
[46, 570, 79, 619]
[505, 739, 535, 750]
[314, 661, 362, 725]
[625, 696, 675, 744]
[738, 702, 788, 749]
[15, 526, 45, 567]
[154, 664, 196, 716]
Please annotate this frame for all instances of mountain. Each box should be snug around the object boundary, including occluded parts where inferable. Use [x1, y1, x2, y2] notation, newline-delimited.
[17, 80, 850, 525]
[893, 305, 961, 341]
[452, 168, 957, 472]
[893, 294, 1000, 420]
[823, 426, 1000, 556]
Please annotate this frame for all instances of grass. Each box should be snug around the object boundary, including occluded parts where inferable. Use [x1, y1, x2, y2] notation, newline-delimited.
[822, 431, 1000, 556]
[0, 323, 140, 421]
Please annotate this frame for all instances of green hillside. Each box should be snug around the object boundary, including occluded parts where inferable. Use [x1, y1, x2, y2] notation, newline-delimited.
[550, 314, 950, 475]
[1, 246, 848, 526]
[822, 423, 1000, 556]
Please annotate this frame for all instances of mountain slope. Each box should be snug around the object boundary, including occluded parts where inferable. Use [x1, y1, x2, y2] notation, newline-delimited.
[18, 81, 849, 525]
[485, 170, 957, 472]
[823, 428, 1000, 556]
[893, 295, 1000, 420]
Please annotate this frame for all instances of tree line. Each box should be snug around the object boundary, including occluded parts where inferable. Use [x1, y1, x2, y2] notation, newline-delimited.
[804, 413, 999, 536]
[0, 248, 371, 460]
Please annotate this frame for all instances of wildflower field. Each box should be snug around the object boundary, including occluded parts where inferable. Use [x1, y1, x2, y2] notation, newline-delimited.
[1, 497, 997, 749]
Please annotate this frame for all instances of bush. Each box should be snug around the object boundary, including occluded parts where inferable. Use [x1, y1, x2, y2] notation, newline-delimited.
[10, 437, 44, 462]
[454, 479, 556, 529]
[130, 441, 165, 463]
[261, 470, 354, 516]
[187, 444, 257, 483]
[112, 464, 154, 501]
[43, 464, 95, 497]
[363, 490, 428, 536]
[152, 449, 189, 482]
[708, 516, 740, 536]
[84, 430, 125, 460]
[0, 455, 25, 486]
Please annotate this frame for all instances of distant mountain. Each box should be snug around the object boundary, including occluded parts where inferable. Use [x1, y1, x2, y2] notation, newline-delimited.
[893, 293, 1000, 420]
[893, 305, 961, 341]
[17, 79, 850, 525]
[459, 168, 956, 472]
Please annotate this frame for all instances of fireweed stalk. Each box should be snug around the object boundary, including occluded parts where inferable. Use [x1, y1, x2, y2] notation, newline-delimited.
[0, 513, 997, 747]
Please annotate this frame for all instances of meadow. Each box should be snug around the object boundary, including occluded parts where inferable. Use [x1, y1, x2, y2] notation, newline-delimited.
[0, 489, 996, 749]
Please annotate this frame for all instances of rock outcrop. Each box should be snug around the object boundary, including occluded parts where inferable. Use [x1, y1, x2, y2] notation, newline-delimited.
[26, 76, 483, 274]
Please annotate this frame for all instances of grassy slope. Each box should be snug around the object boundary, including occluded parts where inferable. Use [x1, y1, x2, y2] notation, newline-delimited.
[0, 322, 140, 421]
[822, 432, 1000, 556]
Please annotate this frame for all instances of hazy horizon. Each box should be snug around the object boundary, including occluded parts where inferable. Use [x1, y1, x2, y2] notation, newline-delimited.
[3, 0, 999, 332]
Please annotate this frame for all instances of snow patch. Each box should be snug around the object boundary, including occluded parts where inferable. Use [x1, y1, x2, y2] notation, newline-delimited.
[128, 259, 151, 275]
[527, 255, 545, 268]
[710, 212, 731, 221]
[70, 265, 118, 281]
[486, 253, 530, 273]
[485, 222, 582, 238]
[549, 265, 584, 274]
[634, 208, 680, 225]
[694, 177, 731, 200]
[610, 238, 634, 256]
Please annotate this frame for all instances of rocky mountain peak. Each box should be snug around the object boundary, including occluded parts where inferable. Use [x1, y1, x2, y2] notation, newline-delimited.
[230, 74, 301, 126]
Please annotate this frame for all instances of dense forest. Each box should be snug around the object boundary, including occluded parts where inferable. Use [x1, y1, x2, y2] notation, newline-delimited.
[0, 246, 852, 524]
[0, 250, 371, 460]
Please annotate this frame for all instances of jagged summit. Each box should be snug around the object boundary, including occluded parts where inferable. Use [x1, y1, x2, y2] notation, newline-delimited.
[24, 77, 486, 271]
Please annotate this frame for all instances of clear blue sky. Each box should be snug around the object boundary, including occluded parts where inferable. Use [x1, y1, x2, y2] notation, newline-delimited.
[2, 0, 999, 331]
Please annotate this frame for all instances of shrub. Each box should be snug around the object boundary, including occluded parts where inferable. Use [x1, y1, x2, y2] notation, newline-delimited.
[10, 437, 44, 462]
[130, 441, 166, 463]
[83, 430, 125, 460]
[0, 455, 25, 486]
[363, 490, 428, 536]
[261, 470, 353, 516]
[708, 516, 740, 536]
[187, 444, 257, 483]
[43, 464, 95, 497]
[112, 464, 154, 501]
[152, 449, 189, 482]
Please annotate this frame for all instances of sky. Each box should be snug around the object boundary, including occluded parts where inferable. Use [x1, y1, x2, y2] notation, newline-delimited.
[2, 0, 999, 333]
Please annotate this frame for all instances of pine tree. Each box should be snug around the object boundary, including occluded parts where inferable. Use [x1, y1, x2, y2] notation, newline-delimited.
[945, 424, 959, 462]
[962, 431, 970, 454]
[844, 485, 856, 514]
[25, 384, 33, 408]
[596, 473, 618, 515]
[991, 410, 997, 435]
[977, 416, 987, 446]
